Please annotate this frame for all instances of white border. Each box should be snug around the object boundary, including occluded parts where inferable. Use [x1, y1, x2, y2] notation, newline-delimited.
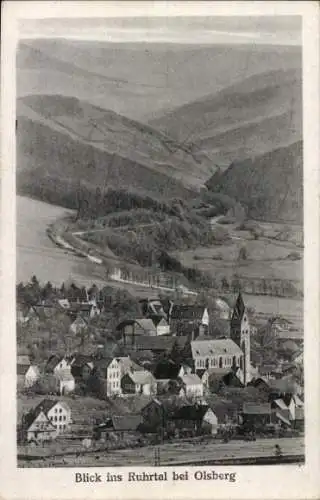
[1, 2, 319, 499]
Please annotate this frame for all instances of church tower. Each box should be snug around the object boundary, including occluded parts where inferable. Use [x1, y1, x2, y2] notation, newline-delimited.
[230, 292, 251, 385]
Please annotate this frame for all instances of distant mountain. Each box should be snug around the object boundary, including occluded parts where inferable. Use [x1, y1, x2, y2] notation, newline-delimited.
[16, 94, 213, 202]
[17, 39, 301, 122]
[205, 141, 303, 223]
[149, 68, 302, 166]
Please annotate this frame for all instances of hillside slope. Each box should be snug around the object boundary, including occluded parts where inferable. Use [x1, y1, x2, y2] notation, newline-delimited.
[18, 39, 301, 122]
[17, 94, 213, 202]
[150, 68, 302, 166]
[205, 141, 303, 223]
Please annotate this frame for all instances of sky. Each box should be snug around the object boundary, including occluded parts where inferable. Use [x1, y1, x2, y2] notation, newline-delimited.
[19, 16, 302, 45]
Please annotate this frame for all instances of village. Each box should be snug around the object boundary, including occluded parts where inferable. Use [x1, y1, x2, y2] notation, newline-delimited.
[16, 277, 304, 466]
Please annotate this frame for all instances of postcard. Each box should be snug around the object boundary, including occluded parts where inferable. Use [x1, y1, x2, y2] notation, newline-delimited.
[1, 1, 319, 499]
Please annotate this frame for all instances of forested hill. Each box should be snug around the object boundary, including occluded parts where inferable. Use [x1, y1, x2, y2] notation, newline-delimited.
[205, 141, 303, 223]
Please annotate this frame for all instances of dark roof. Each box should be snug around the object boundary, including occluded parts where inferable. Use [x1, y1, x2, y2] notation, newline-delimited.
[231, 293, 246, 322]
[112, 415, 142, 431]
[45, 355, 63, 372]
[31, 305, 59, 321]
[133, 335, 175, 352]
[154, 360, 182, 380]
[171, 305, 206, 321]
[71, 354, 94, 367]
[116, 318, 157, 334]
[24, 399, 59, 427]
[242, 403, 271, 415]
[172, 404, 209, 421]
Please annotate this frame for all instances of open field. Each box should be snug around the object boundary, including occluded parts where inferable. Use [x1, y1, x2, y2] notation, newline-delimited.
[172, 220, 302, 286]
[18, 436, 304, 468]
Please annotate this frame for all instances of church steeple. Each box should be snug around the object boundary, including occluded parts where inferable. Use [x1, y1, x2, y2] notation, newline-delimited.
[230, 292, 251, 386]
[231, 292, 245, 322]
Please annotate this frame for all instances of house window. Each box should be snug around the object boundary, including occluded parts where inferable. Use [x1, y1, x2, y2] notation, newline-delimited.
[219, 357, 223, 368]
[54, 416, 57, 421]
[59, 416, 62, 421]
[54, 409, 57, 413]
[59, 409, 62, 413]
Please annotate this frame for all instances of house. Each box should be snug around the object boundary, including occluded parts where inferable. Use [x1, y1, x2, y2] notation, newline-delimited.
[270, 317, 303, 344]
[179, 374, 204, 399]
[95, 356, 145, 396]
[121, 370, 157, 396]
[253, 376, 303, 400]
[152, 317, 170, 336]
[23, 399, 72, 442]
[191, 338, 243, 373]
[154, 359, 192, 381]
[139, 298, 167, 319]
[121, 335, 176, 355]
[117, 319, 157, 346]
[69, 315, 89, 335]
[241, 403, 272, 430]
[171, 404, 218, 435]
[45, 355, 71, 375]
[170, 305, 209, 338]
[29, 304, 60, 322]
[54, 370, 75, 395]
[57, 298, 70, 309]
[94, 415, 143, 441]
[17, 364, 40, 389]
[201, 367, 244, 392]
[70, 354, 94, 380]
[140, 398, 166, 432]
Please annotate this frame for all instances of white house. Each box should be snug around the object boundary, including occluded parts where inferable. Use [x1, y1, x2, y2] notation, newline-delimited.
[54, 371, 75, 395]
[106, 358, 122, 396]
[121, 370, 157, 396]
[17, 364, 40, 389]
[179, 374, 204, 399]
[24, 399, 72, 442]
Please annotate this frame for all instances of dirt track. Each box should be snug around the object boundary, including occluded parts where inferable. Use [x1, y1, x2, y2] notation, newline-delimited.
[18, 437, 304, 468]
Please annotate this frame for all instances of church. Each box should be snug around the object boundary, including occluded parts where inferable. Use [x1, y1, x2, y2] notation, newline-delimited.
[230, 292, 251, 386]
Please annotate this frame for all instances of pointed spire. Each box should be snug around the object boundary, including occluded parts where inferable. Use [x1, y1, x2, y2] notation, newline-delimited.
[232, 292, 245, 321]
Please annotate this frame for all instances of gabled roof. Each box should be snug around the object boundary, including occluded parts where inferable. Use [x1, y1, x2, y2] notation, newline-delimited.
[242, 403, 271, 415]
[46, 354, 63, 372]
[24, 399, 70, 426]
[191, 338, 242, 358]
[126, 370, 156, 385]
[70, 354, 94, 367]
[172, 404, 209, 421]
[171, 305, 206, 321]
[154, 360, 182, 380]
[31, 305, 59, 321]
[180, 374, 202, 386]
[133, 335, 175, 352]
[116, 357, 144, 373]
[17, 364, 33, 376]
[111, 415, 142, 432]
[117, 318, 157, 334]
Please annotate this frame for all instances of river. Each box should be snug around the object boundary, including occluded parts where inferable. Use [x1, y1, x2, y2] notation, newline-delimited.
[17, 196, 108, 287]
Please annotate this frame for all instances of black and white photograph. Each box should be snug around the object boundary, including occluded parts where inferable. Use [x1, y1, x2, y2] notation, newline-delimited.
[13, 11, 307, 470]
